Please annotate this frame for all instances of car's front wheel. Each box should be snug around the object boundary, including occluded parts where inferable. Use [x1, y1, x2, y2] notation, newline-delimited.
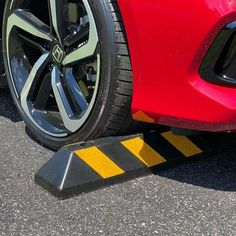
[3, 0, 136, 149]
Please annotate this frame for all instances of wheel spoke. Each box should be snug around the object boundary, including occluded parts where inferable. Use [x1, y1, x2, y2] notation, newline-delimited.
[7, 9, 53, 42]
[21, 53, 50, 112]
[62, 1, 98, 65]
[64, 68, 88, 113]
[48, 0, 67, 43]
[51, 66, 78, 132]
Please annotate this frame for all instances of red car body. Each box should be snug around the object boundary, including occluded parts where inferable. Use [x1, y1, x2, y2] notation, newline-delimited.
[1, 0, 236, 133]
[118, 0, 236, 131]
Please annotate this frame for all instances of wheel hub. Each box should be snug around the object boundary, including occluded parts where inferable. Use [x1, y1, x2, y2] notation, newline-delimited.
[51, 44, 64, 64]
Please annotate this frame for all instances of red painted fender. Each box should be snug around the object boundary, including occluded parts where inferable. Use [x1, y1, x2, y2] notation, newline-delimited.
[117, 0, 236, 131]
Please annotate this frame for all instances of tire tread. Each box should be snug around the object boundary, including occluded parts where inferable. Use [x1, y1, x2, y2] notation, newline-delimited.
[103, 0, 139, 136]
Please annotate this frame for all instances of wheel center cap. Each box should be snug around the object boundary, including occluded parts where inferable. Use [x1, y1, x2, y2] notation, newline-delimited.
[52, 44, 64, 64]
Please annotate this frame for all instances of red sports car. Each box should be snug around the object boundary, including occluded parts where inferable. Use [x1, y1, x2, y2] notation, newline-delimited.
[0, 0, 236, 149]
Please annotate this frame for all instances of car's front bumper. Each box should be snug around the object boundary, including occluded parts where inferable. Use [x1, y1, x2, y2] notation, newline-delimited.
[118, 0, 236, 132]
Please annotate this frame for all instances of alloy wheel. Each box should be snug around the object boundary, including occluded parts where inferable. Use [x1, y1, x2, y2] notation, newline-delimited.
[6, 0, 100, 137]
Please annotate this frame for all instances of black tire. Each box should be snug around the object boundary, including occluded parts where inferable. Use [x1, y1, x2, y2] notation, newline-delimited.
[2, 0, 138, 149]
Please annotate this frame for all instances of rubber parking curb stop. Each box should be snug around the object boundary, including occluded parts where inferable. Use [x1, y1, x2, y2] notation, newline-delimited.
[34, 130, 208, 199]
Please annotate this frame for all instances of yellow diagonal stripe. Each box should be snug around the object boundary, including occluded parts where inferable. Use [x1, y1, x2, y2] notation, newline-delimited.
[75, 147, 125, 179]
[121, 137, 166, 167]
[161, 131, 203, 157]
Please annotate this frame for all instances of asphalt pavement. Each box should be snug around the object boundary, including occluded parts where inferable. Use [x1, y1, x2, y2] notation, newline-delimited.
[0, 88, 236, 236]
